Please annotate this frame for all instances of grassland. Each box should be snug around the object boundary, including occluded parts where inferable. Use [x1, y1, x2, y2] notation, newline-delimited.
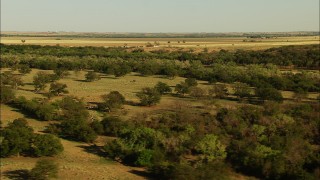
[1, 36, 319, 51]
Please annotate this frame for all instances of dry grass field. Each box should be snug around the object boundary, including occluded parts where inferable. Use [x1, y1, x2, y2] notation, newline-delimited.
[1, 36, 319, 51]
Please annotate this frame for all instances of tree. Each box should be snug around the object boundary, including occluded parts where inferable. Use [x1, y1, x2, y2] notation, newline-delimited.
[0, 85, 15, 104]
[32, 134, 64, 157]
[195, 134, 226, 162]
[255, 87, 283, 102]
[1, 71, 24, 89]
[57, 96, 97, 142]
[185, 78, 198, 87]
[29, 159, 58, 180]
[175, 82, 190, 96]
[0, 118, 34, 157]
[208, 84, 228, 99]
[233, 82, 251, 99]
[137, 87, 161, 106]
[100, 116, 127, 136]
[154, 82, 172, 95]
[99, 91, 125, 111]
[33, 72, 53, 92]
[49, 83, 68, 96]
[53, 68, 70, 79]
[85, 71, 100, 82]
[18, 64, 32, 74]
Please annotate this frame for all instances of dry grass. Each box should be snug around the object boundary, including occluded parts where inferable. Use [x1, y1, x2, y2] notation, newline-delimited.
[2, 36, 319, 51]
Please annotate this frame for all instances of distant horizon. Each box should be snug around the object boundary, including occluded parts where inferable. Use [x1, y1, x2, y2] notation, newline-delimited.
[2, 30, 319, 34]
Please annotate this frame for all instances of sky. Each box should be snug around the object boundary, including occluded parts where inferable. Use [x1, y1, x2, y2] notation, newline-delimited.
[1, 0, 319, 33]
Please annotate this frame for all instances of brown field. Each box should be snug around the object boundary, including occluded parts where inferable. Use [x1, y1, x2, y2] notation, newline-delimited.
[1, 36, 319, 51]
[1, 68, 318, 180]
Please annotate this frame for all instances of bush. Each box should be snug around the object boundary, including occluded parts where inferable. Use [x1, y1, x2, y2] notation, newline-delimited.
[185, 78, 198, 87]
[49, 82, 68, 96]
[233, 82, 251, 99]
[85, 71, 100, 82]
[137, 87, 161, 106]
[255, 87, 283, 102]
[208, 84, 228, 99]
[0, 86, 15, 103]
[99, 91, 125, 111]
[0, 118, 34, 157]
[195, 134, 226, 162]
[18, 64, 32, 74]
[154, 82, 172, 95]
[29, 159, 58, 180]
[32, 134, 64, 157]
[135, 149, 154, 167]
[100, 116, 128, 136]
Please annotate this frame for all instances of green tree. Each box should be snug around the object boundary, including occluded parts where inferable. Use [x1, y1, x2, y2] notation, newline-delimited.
[32, 134, 64, 157]
[195, 134, 226, 162]
[1, 71, 24, 89]
[208, 84, 228, 99]
[233, 82, 251, 99]
[154, 82, 172, 95]
[185, 78, 198, 87]
[29, 159, 58, 180]
[18, 64, 32, 74]
[0, 86, 15, 104]
[49, 82, 68, 96]
[0, 118, 34, 157]
[33, 72, 53, 92]
[255, 87, 283, 102]
[53, 68, 70, 79]
[175, 82, 190, 96]
[99, 91, 125, 111]
[85, 71, 100, 82]
[137, 87, 161, 106]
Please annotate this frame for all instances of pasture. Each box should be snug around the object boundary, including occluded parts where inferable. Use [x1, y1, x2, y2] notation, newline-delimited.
[1, 36, 319, 51]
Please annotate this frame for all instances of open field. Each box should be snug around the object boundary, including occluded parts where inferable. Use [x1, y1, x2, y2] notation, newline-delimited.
[1, 36, 319, 51]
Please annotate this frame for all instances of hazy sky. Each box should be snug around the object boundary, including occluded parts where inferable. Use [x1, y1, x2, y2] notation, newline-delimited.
[1, 0, 319, 32]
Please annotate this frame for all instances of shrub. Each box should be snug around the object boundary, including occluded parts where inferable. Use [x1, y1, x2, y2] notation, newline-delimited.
[137, 87, 161, 106]
[154, 82, 172, 95]
[32, 134, 64, 157]
[99, 91, 125, 111]
[29, 159, 58, 180]
[49, 82, 68, 96]
[255, 87, 283, 102]
[0, 86, 15, 104]
[85, 71, 100, 82]
[195, 134, 226, 162]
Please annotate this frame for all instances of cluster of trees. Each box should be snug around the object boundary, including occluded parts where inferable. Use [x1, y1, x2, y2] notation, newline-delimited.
[1, 44, 319, 68]
[99, 101, 319, 179]
[0, 118, 63, 157]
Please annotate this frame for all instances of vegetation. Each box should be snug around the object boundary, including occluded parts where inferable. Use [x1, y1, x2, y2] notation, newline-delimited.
[29, 159, 59, 180]
[0, 43, 319, 179]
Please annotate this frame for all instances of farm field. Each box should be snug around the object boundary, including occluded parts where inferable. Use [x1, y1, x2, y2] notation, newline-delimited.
[1, 36, 319, 51]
